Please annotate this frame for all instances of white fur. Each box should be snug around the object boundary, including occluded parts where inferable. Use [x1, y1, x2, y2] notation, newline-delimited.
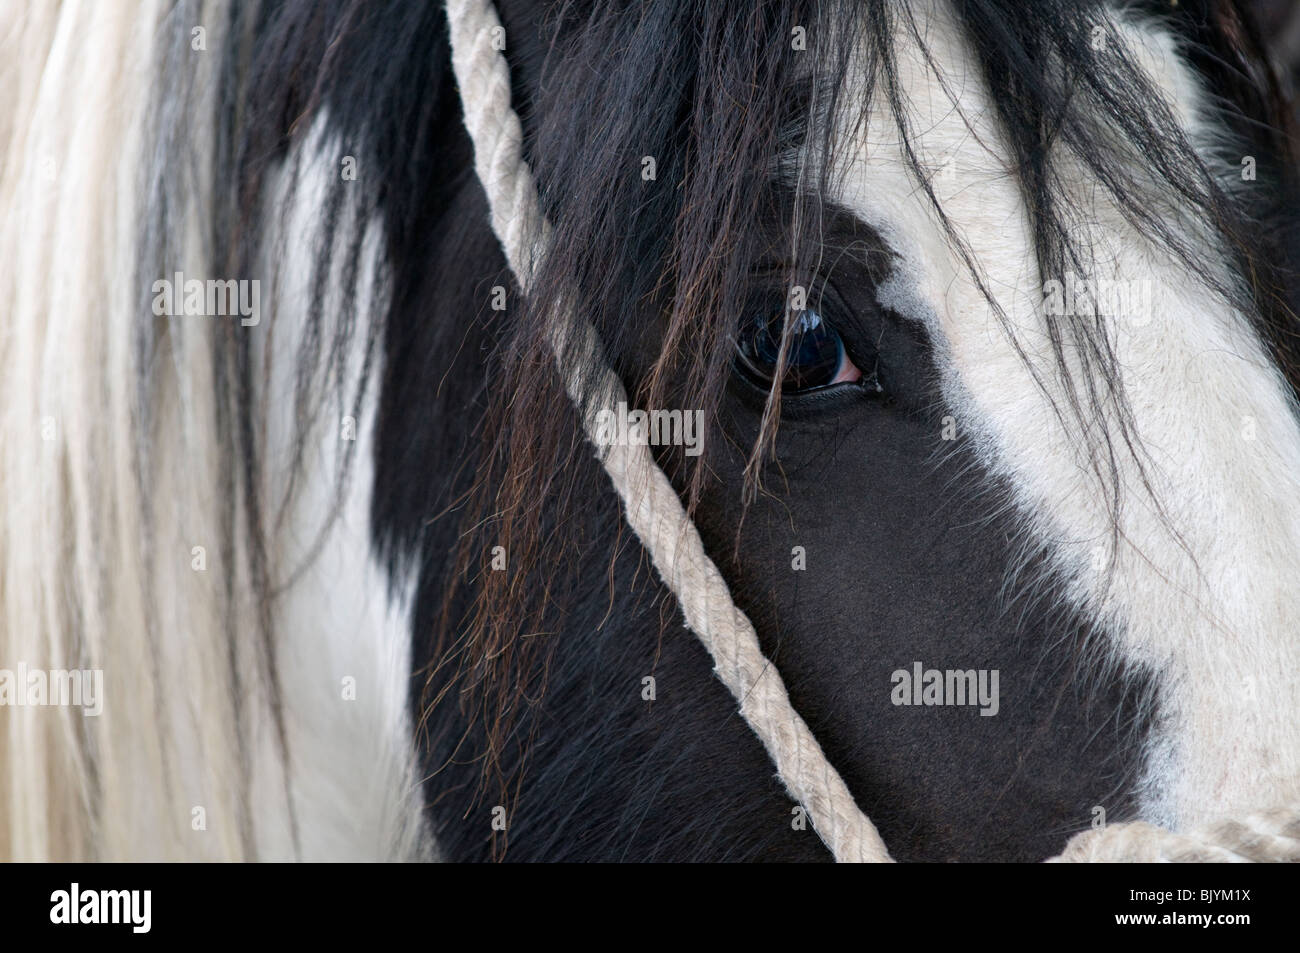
[0, 0, 218, 861]
[829, 1, 1300, 837]
[246, 116, 429, 861]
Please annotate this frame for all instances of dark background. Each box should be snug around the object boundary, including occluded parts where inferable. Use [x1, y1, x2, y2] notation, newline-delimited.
[1254, 0, 1300, 109]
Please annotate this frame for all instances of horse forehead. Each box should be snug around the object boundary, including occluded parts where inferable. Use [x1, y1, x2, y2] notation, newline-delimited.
[823, 4, 1245, 470]
[828, 6, 1198, 326]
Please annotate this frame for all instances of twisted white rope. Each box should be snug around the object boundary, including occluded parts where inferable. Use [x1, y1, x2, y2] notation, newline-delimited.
[445, 0, 892, 862]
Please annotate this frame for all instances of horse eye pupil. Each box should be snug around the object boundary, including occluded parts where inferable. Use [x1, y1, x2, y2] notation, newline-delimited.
[738, 307, 845, 392]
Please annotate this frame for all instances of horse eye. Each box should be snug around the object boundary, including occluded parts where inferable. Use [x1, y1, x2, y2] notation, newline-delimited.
[735, 307, 862, 392]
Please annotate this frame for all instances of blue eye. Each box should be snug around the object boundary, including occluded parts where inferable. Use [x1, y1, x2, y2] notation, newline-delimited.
[735, 307, 860, 392]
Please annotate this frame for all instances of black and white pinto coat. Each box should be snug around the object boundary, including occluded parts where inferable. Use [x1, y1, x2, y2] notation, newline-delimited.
[1, 0, 1299, 862]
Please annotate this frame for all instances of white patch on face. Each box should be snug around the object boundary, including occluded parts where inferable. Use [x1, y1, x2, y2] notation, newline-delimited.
[827, 3, 1300, 834]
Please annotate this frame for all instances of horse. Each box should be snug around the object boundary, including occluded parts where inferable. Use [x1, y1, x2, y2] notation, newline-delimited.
[3, 0, 1300, 863]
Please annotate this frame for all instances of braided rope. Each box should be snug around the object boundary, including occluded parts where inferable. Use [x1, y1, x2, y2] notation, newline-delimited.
[444, 0, 892, 862]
